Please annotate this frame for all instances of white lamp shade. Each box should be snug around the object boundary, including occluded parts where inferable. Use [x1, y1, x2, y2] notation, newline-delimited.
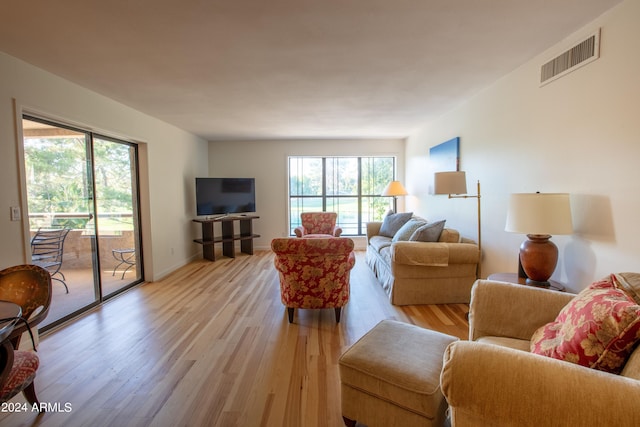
[381, 181, 408, 197]
[434, 171, 467, 195]
[505, 193, 573, 235]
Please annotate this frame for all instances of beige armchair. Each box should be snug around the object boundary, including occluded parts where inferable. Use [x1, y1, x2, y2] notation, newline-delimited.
[440, 278, 640, 427]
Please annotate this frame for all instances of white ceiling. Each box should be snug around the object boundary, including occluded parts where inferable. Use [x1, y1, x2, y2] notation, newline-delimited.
[0, 1, 620, 141]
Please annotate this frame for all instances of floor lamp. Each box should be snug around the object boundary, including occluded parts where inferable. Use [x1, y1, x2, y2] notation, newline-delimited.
[434, 171, 482, 279]
[381, 180, 408, 212]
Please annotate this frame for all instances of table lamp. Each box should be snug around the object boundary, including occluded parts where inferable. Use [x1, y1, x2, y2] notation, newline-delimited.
[381, 180, 408, 212]
[505, 192, 573, 286]
[434, 171, 482, 278]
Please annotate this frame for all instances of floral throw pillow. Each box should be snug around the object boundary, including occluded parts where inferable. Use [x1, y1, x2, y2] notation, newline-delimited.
[530, 275, 640, 374]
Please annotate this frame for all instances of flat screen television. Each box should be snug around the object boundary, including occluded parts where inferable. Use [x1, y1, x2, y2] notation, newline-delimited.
[196, 177, 256, 216]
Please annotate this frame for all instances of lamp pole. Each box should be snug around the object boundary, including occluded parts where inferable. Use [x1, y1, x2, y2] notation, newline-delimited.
[448, 180, 481, 279]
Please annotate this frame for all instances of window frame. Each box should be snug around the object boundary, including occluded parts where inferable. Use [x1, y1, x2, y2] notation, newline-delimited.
[288, 155, 397, 236]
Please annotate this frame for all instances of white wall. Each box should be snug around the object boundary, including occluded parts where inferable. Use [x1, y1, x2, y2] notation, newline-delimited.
[205, 139, 405, 250]
[406, 0, 640, 292]
[0, 53, 209, 280]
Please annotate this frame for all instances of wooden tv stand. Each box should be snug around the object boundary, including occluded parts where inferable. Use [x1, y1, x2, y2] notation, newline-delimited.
[193, 215, 260, 261]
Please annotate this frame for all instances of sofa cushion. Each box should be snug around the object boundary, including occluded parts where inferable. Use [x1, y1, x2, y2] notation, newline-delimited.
[477, 336, 531, 352]
[392, 218, 427, 242]
[379, 212, 413, 237]
[439, 228, 460, 243]
[379, 246, 392, 266]
[621, 346, 640, 380]
[530, 275, 640, 374]
[409, 220, 446, 242]
[369, 235, 392, 253]
[392, 242, 449, 266]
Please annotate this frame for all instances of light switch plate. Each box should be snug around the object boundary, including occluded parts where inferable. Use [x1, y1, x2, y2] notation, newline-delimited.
[10, 206, 21, 221]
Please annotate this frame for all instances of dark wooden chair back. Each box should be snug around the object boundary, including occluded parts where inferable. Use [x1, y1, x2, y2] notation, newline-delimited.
[0, 265, 52, 348]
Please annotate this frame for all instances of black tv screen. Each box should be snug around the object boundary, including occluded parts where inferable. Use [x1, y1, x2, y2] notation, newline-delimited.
[196, 177, 256, 216]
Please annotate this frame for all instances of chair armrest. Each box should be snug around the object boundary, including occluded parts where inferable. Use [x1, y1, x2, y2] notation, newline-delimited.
[366, 222, 382, 243]
[293, 226, 304, 237]
[469, 280, 575, 341]
[444, 243, 479, 263]
[441, 341, 640, 427]
[347, 251, 356, 269]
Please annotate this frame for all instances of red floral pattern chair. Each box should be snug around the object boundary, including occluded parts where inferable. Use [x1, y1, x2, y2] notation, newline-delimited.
[294, 212, 343, 237]
[0, 342, 40, 408]
[272, 237, 356, 323]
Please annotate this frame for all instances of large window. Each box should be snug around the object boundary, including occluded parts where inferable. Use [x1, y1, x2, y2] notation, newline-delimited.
[289, 156, 396, 235]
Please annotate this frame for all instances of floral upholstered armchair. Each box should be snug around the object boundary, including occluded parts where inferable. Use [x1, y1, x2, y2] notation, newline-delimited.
[271, 237, 355, 323]
[294, 212, 342, 237]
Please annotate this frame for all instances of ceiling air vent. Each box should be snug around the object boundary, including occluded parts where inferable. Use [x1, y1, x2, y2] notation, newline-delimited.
[540, 29, 600, 86]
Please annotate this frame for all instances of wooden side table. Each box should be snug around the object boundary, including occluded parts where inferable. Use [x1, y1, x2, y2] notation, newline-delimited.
[487, 273, 565, 292]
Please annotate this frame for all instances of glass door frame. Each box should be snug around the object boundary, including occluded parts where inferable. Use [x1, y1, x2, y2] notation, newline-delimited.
[92, 133, 145, 299]
[20, 114, 145, 332]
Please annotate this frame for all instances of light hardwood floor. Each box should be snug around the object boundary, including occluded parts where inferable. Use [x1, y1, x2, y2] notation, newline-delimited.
[1, 251, 468, 427]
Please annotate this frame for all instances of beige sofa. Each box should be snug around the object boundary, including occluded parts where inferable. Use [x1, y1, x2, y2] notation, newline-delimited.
[365, 221, 479, 305]
[441, 277, 640, 426]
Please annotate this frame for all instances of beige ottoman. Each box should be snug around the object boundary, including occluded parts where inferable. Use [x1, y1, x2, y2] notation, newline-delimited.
[339, 320, 458, 427]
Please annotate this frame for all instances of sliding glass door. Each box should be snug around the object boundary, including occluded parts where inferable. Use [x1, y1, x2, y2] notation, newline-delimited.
[22, 116, 143, 330]
[92, 136, 143, 296]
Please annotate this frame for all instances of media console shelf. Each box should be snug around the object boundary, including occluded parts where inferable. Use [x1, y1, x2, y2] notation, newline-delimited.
[193, 215, 260, 261]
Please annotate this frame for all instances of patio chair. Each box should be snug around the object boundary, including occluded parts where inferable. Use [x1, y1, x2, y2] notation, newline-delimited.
[112, 248, 136, 279]
[31, 228, 70, 293]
